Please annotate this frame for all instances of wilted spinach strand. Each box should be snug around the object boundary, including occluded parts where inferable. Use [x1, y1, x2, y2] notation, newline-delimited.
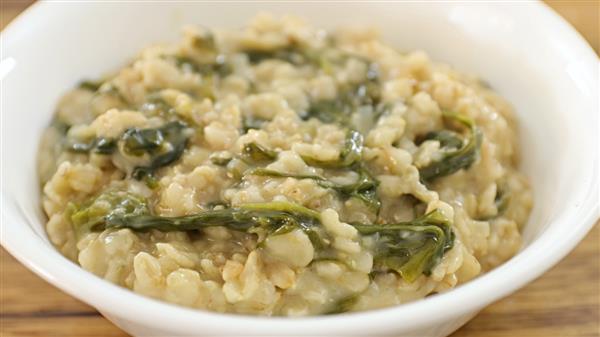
[64, 137, 117, 154]
[130, 121, 190, 180]
[64, 121, 190, 181]
[477, 185, 510, 221]
[306, 83, 380, 126]
[139, 94, 177, 117]
[106, 201, 319, 230]
[245, 47, 311, 65]
[50, 117, 71, 135]
[240, 131, 379, 211]
[122, 127, 164, 156]
[339, 166, 381, 214]
[305, 63, 381, 126]
[73, 189, 454, 283]
[419, 112, 483, 183]
[352, 209, 454, 282]
[325, 294, 361, 315]
[104, 200, 327, 248]
[301, 130, 363, 168]
[248, 166, 381, 214]
[494, 187, 510, 216]
[209, 152, 233, 166]
[69, 191, 150, 238]
[241, 142, 278, 164]
[78, 80, 103, 92]
[171, 55, 232, 77]
[416, 130, 463, 149]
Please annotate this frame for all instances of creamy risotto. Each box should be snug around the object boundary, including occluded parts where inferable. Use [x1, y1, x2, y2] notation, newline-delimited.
[38, 14, 532, 316]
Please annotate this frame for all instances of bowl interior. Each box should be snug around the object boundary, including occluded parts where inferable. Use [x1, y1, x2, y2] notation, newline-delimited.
[1, 2, 597, 335]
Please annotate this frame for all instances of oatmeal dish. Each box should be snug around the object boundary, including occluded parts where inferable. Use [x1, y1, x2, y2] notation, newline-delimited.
[37, 14, 532, 316]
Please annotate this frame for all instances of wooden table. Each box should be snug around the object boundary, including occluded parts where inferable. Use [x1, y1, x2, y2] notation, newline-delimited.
[1, 2, 598, 336]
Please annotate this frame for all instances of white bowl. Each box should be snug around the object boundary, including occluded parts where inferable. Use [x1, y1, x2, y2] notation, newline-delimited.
[1, 2, 598, 336]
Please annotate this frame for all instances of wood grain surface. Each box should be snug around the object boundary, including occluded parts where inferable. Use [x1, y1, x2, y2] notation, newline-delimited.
[1, 1, 598, 336]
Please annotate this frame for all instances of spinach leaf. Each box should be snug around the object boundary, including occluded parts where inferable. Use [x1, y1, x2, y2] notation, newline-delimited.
[75, 190, 453, 283]
[64, 137, 117, 154]
[171, 55, 232, 78]
[139, 93, 177, 117]
[301, 130, 363, 169]
[78, 80, 103, 92]
[105, 200, 327, 247]
[305, 63, 380, 126]
[419, 112, 483, 183]
[65, 121, 190, 182]
[477, 184, 510, 221]
[241, 142, 278, 164]
[69, 191, 149, 238]
[494, 187, 510, 216]
[325, 294, 361, 315]
[305, 83, 379, 126]
[129, 121, 190, 181]
[122, 128, 164, 156]
[245, 47, 310, 65]
[351, 209, 454, 282]
[248, 165, 381, 214]
[209, 152, 233, 166]
[416, 130, 463, 149]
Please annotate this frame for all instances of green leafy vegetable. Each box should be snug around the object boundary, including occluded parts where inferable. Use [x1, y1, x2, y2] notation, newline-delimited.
[74, 187, 453, 283]
[336, 166, 381, 213]
[477, 184, 510, 221]
[241, 142, 278, 164]
[495, 187, 510, 216]
[305, 85, 379, 125]
[248, 165, 381, 213]
[240, 131, 378, 212]
[64, 137, 117, 154]
[350, 103, 392, 136]
[122, 128, 164, 156]
[416, 130, 463, 149]
[209, 152, 233, 166]
[245, 47, 310, 65]
[65, 121, 190, 182]
[242, 44, 382, 129]
[351, 209, 454, 282]
[305, 63, 380, 125]
[129, 121, 190, 180]
[78, 80, 103, 92]
[97, 83, 129, 105]
[325, 294, 361, 315]
[105, 200, 317, 230]
[171, 55, 232, 78]
[50, 117, 71, 135]
[69, 191, 149, 238]
[301, 130, 363, 169]
[139, 93, 177, 117]
[105, 201, 326, 247]
[419, 112, 483, 183]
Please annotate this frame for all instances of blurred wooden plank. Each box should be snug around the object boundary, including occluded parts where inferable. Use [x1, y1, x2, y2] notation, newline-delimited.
[2, 317, 129, 337]
[0, 249, 129, 337]
[0, 249, 96, 315]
